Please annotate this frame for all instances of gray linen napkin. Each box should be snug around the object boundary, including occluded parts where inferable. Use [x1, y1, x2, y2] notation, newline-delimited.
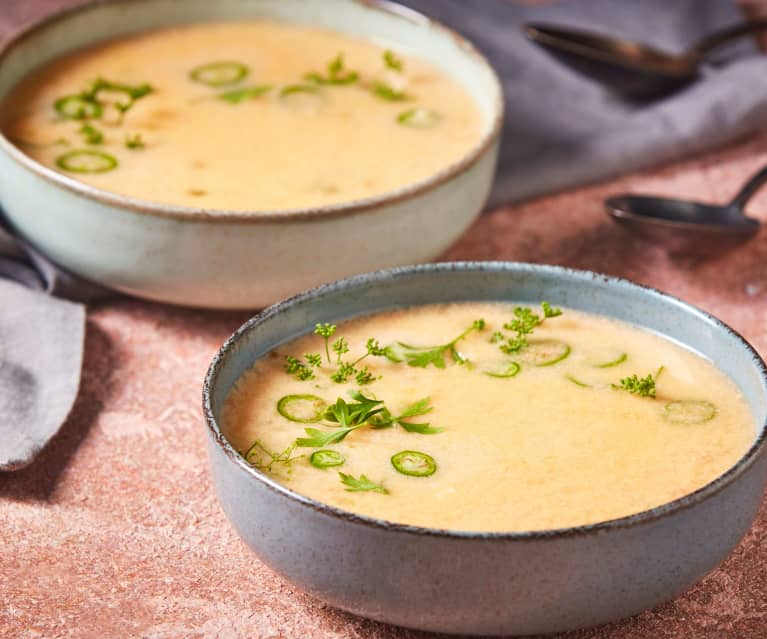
[401, 0, 767, 208]
[2, 0, 767, 469]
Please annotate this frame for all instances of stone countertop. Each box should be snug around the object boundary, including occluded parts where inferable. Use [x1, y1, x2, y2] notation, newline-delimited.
[2, 2, 767, 638]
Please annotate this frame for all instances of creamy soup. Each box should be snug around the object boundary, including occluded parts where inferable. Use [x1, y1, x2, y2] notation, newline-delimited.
[222, 303, 756, 533]
[0, 21, 483, 211]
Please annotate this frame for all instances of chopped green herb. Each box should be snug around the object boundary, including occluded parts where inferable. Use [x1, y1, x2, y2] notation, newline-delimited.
[310, 449, 345, 469]
[279, 84, 322, 97]
[332, 337, 350, 362]
[384, 319, 485, 369]
[55, 150, 118, 174]
[77, 124, 103, 145]
[370, 397, 442, 434]
[217, 85, 273, 103]
[314, 323, 337, 363]
[277, 394, 327, 423]
[383, 50, 404, 72]
[124, 133, 145, 150]
[305, 353, 323, 368]
[615, 371, 659, 398]
[396, 107, 441, 128]
[296, 392, 386, 447]
[330, 361, 357, 384]
[244, 439, 301, 472]
[190, 61, 250, 87]
[339, 472, 388, 494]
[285, 355, 317, 381]
[355, 367, 376, 385]
[497, 302, 563, 356]
[305, 53, 359, 85]
[371, 82, 408, 101]
[391, 450, 436, 477]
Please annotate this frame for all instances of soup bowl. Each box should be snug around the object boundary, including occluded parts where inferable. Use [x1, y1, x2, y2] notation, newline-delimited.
[0, 0, 502, 309]
[203, 261, 767, 636]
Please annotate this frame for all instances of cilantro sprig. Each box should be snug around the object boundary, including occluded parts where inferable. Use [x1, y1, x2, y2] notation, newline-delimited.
[305, 53, 359, 86]
[339, 472, 388, 494]
[386, 319, 485, 369]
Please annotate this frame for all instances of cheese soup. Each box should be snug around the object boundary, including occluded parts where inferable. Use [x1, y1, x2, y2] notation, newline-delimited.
[222, 303, 756, 532]
[0, 21, 483, 210]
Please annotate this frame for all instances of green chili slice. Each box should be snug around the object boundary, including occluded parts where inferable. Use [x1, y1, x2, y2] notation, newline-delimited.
[396, 107, 441, 128]
[277, 394, 327, 423]
[663, 400, 717, 424]
[391, 450, 436, 477]
[565, 373, 591, 388]
[310, 449, 345, 469]
[518, 339, 571, 366]
[190, 61, 250, 87]
[483, 361, 521, 378]
[593, 352, 628, 368]
[54, 95, 102, 120]
[55, 150, 117, 174]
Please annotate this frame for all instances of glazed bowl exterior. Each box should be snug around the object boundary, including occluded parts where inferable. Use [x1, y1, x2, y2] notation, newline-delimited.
[0, 0, 502, 309]
[202, 262, 767, 636]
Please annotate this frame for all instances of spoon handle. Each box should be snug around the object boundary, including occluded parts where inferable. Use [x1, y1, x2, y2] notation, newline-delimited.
[692, 18, 767, 59]
[728, 163, 767, 210]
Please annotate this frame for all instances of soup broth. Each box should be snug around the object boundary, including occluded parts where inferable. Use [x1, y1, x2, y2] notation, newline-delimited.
[0, 21, 483, 211]
[222, 303, 756, 532]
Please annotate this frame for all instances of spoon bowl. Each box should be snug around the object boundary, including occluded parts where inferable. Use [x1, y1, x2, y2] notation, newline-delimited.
[525, 20, 767, 98]
[606, 194, 759, 254]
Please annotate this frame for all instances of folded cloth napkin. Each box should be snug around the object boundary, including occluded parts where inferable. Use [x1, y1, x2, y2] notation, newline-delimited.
[401, 0, 767, 208]
[2, 0, 767, 469]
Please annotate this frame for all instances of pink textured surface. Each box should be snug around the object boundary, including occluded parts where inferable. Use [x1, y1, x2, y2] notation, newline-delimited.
[2, 2, 767, 637]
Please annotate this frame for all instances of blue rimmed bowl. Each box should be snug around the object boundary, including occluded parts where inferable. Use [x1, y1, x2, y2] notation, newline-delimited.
[202, 262, 767, 636]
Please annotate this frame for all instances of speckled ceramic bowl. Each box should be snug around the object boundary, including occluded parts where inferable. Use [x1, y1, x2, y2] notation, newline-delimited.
[203, 262, 767, 636]
[0, 0, 502, 309]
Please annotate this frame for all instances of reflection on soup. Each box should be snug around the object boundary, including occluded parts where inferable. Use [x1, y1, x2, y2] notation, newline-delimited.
[0, 21, 484, 211]
[222, 303, 756, 533]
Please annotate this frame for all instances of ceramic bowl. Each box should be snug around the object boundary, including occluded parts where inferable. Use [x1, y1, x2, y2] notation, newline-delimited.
[0, 0, 502, 309]
[203, 261, 767, 636]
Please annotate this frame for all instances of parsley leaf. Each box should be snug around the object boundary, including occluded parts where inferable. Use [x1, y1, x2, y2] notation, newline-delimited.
[615, 371, 658, 398]
[497, 302, 563, 355]
[339, 472, 388, 494]
[78, 124, 103, 145]
[386, 319, 485, 369]
[305, 53, 359, 85]
[243, 439, 302, 472]
[383, 50, 404, 72]
[371, 82, 408, 101]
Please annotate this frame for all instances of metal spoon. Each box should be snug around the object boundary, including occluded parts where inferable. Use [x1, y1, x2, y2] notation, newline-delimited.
[524, 19, 767, 98]
[605, 164, 766, 254]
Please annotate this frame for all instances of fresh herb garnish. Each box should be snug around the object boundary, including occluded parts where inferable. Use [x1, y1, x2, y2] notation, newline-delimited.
[371, 82, 408, 101]
[54, 78, 154, 125]
[385, 319, 485, 369]
[497, 302, 562, 355]
[217, 85, 273, 104]
[396, 107, 440, 128]
[243, 439, 302, 472]
[370, 396, 442, 434]
[339, 472, 388, 494]
[314, 323, 337, 363]
[305, 53, 359, 86]
[285, 355, 319, 381]
[615, 367, 663, 398]
[125, 133, 145, 150]
[295, 392, 385, 447]
[78, 124, 103, 145]
[383, 50, 404, 72]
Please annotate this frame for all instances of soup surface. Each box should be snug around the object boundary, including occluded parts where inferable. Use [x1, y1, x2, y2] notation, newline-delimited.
[222, 303, 755, 532]
[0, 21, 483, 211]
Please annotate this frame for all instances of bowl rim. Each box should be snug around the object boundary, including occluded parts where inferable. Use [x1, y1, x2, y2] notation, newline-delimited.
[202, 261, 767, 540]
[0, 0, 504, 225]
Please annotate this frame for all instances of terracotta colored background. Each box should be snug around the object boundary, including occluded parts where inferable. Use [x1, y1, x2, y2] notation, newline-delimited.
[2, 2, 767, 638]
